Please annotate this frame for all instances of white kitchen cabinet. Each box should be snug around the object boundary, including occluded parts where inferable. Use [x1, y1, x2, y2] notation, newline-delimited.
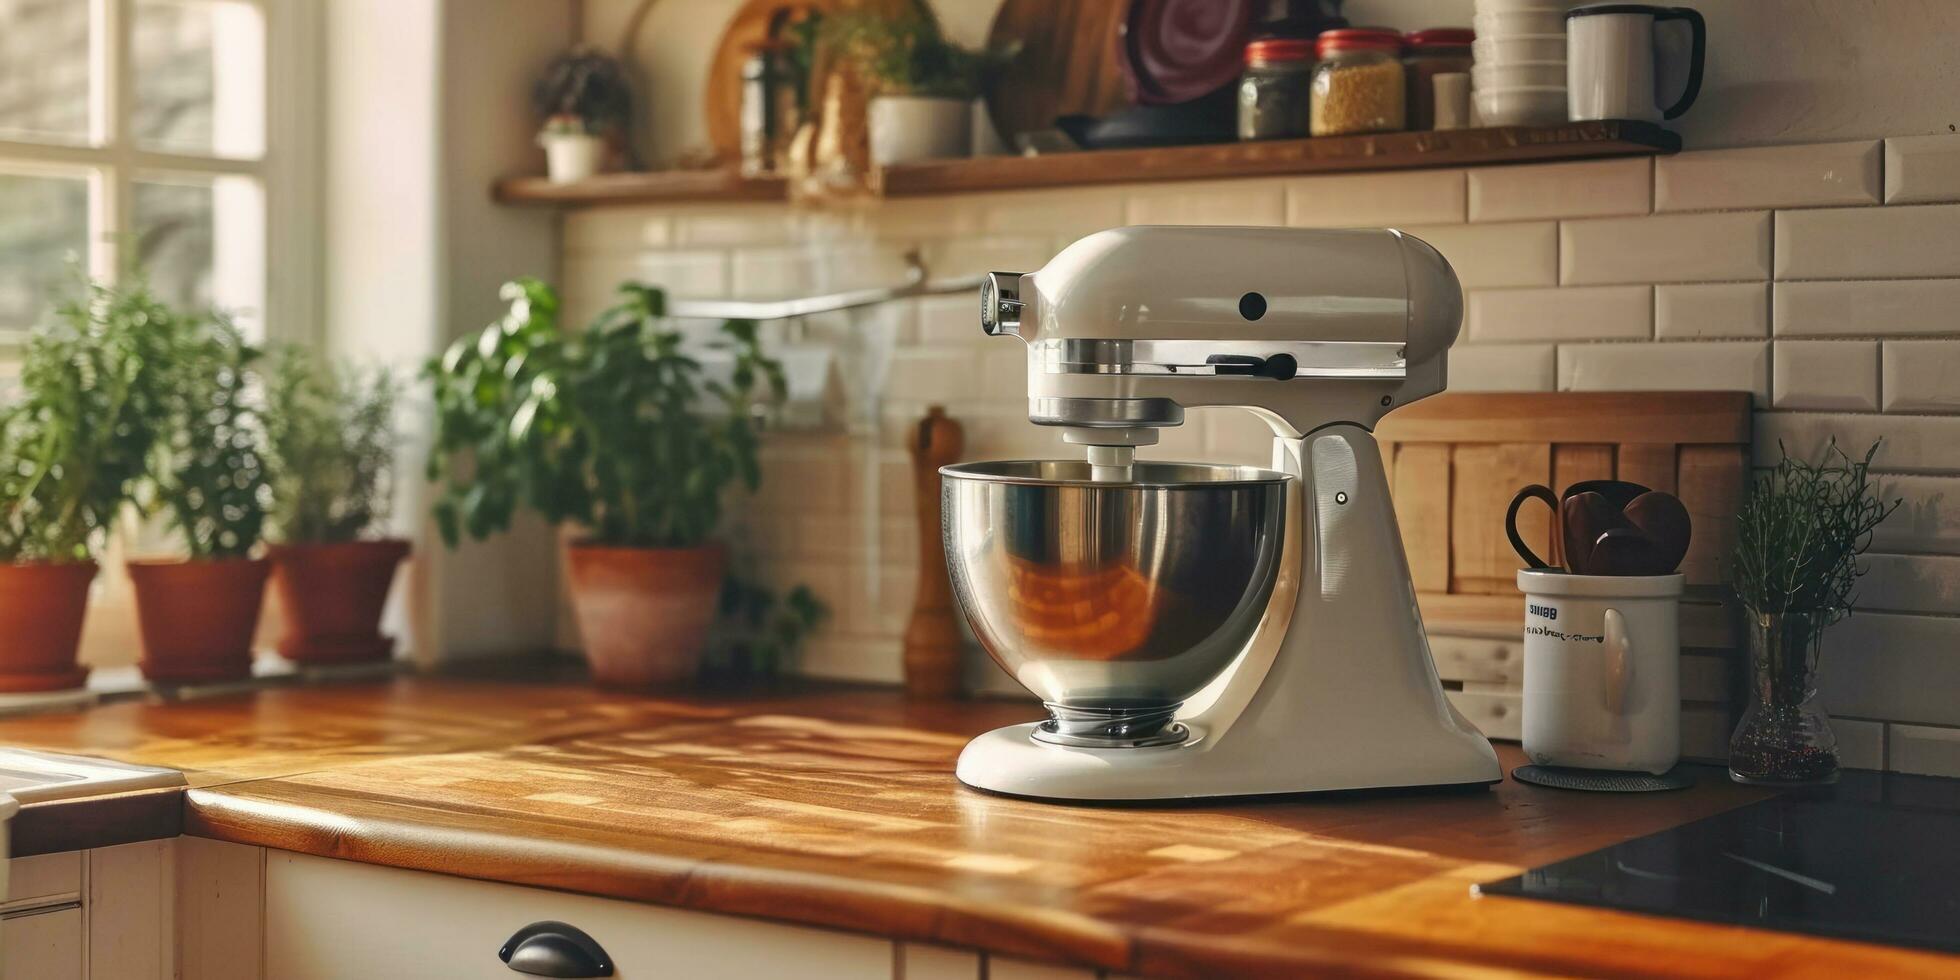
[263, 851, 895, 979]
[2, 839, 173, 980]
[8, 842, 1104, 979]
[2, 905, 84, 980]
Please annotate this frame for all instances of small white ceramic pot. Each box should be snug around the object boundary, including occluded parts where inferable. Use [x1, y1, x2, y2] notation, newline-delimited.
[867, 95, 972, 166]
[539, 131, 605, 183]
[1518, 569, 1683, 775]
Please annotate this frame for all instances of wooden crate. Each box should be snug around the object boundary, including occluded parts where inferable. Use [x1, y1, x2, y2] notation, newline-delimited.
[1376, 391, 1754, 757]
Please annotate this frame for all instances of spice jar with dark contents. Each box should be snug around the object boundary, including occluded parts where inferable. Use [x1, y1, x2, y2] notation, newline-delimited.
[1238, 38, 1316, 141]
[1403, 28, 1475, 131]
[1310, 28, 1406, 137]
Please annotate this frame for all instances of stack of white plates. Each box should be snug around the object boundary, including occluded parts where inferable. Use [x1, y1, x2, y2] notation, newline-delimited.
[1471, 0, 1572, 125]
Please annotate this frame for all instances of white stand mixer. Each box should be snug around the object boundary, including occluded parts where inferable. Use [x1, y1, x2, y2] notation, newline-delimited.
[941, 226, 1501, 801]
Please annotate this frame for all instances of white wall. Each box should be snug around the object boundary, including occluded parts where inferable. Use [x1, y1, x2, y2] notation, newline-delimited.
[583, 0, 1960, 167]
[323, 0, 573, 663]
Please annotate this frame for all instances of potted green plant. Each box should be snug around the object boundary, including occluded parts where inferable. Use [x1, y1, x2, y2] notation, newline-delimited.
[127, 310, 273, 684]
[263, 345, 407, 666]
[1728, 440, 1900, 786]
[827, 9, 991, 165]
[0, 278, 178, 691]
[426, 279, 783, 688]
[533, 45, 632, 183]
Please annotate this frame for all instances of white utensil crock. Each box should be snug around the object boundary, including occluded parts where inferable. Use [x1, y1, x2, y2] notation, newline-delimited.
[1566, 4, 1705, 123]
[1518, 569, 1683, 774]
[868, 95, 972, 166]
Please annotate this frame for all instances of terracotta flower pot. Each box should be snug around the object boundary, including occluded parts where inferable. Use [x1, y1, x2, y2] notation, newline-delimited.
[128, 557, 271, 684]
[0, 561, 97, 692]
[564, 541, 727, 689]
[268, 539, 410, 665]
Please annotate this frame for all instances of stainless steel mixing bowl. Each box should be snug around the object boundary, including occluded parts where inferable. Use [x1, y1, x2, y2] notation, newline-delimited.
[940, 460, 1289, 746]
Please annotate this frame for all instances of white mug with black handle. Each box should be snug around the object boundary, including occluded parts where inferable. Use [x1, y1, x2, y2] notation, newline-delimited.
[1566, 3, 1706, 123]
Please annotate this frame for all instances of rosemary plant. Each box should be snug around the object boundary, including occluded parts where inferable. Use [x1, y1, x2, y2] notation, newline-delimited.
[1730, 440, 1901, 624]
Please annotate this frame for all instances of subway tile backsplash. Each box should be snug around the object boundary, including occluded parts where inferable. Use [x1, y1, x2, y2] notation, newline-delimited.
[1560, 210, 1772, 285]
[1653, 140, 1881, 212]
[559, 132, 1960, 776]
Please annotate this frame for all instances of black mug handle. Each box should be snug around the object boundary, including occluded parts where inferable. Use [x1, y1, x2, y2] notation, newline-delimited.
[1657, 6, 1706, 120]
[1506, 485, 1560, 570]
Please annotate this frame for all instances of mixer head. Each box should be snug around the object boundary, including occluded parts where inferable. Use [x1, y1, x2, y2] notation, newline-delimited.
[983, 225, 1463, 462]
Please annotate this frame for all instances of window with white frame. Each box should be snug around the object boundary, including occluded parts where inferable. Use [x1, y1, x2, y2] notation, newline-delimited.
[0, 0, 289, 342]
[0, 0, 312, 670]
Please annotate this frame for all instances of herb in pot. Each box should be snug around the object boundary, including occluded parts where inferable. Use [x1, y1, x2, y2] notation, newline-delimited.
[426, 278, 819, 688]
[262, 345, 410, 666]
[0, 276, 181, 690]
[129, 306, 275, 685]
[1728, 440, 1901, 785]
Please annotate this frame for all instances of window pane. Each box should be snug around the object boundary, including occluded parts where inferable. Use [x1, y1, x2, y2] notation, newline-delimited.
[0, 170, 88, 329]
[132, 174, 262, 337]
[132, 0, 264, 158]
[0, 0, 93, 144]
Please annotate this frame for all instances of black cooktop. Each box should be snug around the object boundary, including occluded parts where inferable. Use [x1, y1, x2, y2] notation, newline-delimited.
[1476, 769, 1960, 954]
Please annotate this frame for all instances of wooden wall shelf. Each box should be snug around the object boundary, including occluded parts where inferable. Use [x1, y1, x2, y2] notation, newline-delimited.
[494, 168, 786, 207]
[494, 120, 1679, 208]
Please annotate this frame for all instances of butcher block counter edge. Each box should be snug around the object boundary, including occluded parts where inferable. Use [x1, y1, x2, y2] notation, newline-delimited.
[2, 679, 1954, 979]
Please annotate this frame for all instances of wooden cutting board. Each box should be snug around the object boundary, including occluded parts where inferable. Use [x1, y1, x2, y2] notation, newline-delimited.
[983, 0, 1131, 146]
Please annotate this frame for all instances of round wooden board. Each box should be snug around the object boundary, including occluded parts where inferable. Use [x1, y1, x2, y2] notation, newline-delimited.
[983, 0, 1131, 146]
[704, 0, 840, 164]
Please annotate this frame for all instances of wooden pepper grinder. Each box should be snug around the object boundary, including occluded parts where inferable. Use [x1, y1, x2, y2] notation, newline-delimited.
[904, 406, 964, 698]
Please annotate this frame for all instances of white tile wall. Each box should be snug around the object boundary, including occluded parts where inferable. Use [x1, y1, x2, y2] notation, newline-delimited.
[1819, 613, 1960, 727]
[1881, 340, 1960, 412]
[1859, 554, 1960, 617]
[1444, 344, 1556, 392]
[1776, 203, 1960, 279]
[1755, 413, 1960, 474]
[1561, 211, 1772, 285]
[1771, 340, 1879, 411]
[1467, 285, 1651, 343]
[1401, 222, 1558, 288]
[1469, 157, 1650, 222]
[1832, 718, 1887, 771]
[1890, 724, 1960, 777]
[561, 134, 1960, 775]
[1655, 283, 1769, 340]
[1871, 476, 1960, 555]
[1559, 341, 1769, 399]
[1655, 141, 1881, 212]
[1883, 134, 1960, 205]
[1774, 279, 1960, 338]
[1287, 169, 1466, 227]
[1124, 178, 1287, 226]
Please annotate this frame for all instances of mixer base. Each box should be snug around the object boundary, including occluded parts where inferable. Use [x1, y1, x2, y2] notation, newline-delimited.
[956, 722, 1500, 802]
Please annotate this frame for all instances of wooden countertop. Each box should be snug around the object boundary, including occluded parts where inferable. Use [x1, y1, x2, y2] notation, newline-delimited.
[1, 677, 1953, 978]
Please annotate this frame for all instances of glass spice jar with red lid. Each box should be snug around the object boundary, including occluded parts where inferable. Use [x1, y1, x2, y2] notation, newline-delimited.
[1403, 27, 1475, 131]
[1238, 38, 1316, 141]
[1310, 28, 1406, 137]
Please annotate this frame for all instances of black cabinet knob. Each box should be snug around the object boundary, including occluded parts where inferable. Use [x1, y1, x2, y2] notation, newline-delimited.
[499, 921, 614, 977]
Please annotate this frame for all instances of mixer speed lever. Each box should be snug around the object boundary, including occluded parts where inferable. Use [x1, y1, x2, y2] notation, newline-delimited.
[1206, 353, 1298, 380]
